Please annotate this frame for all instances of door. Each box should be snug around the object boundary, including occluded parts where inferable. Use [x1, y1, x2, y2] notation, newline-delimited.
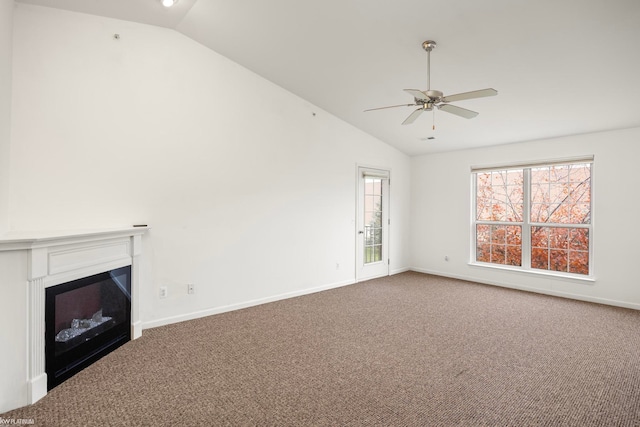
[356, 167, 390, 281]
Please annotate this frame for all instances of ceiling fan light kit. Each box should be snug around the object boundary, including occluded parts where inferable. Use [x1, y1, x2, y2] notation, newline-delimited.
[365, 40, 497, 126]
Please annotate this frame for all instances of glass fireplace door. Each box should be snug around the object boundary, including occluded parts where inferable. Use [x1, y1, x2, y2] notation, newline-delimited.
[45, 266, 131, 390]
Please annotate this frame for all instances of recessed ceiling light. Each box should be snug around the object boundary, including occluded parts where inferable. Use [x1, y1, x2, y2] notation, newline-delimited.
[161, 0, 178, 7]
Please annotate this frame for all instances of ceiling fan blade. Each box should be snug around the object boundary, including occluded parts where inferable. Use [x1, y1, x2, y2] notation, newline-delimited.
[404, 89, 429, 101]
[441, 88, 497, 103]
[402, 108, 425, 125]
[364, 103, 415, 112]
[438, 104, 479, 119]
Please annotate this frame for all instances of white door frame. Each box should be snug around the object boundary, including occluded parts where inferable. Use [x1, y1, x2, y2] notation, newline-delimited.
[356, 165, 390, 282]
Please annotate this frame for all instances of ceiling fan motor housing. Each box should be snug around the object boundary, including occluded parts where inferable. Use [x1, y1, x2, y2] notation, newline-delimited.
[425, 90, 443, 100]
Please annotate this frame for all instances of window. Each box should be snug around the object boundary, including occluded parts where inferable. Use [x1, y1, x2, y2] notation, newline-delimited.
[363, 176, 383, 263]
[473, 159, 592, 277]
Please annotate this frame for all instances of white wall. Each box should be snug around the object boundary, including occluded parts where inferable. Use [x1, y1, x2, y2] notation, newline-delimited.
[8, 4, 411, 331]
[0, 10, 16, 410]
[410, 127, 640, 308]
[0, 1, 13, 235]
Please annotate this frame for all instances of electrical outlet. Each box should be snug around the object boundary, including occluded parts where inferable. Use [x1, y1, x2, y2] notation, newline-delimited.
[159, 286, 168, 298]
[444, 255, 449, 261]
[187, 283, 195, 295]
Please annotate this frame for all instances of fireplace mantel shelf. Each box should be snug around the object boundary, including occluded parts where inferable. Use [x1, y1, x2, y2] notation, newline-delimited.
[0, 226, 149, 251]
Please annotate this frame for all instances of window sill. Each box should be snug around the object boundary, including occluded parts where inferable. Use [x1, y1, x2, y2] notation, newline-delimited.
[468, 262, 596, 284]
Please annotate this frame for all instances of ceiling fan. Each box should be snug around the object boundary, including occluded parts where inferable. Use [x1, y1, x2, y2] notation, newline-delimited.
[365, 40, 497, 125]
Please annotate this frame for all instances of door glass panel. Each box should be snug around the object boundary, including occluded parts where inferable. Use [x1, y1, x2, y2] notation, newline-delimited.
[374, 228, 382, 244]
[364, 177, 383, 264]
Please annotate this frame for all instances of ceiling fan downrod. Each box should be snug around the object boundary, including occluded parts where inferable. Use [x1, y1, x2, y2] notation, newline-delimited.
[422, 40, 436, 91]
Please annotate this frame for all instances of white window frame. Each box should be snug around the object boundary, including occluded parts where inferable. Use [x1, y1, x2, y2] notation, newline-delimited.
[470, 156, 595, 282]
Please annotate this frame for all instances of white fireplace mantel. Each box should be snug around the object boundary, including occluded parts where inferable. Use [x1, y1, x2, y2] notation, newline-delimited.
[0, 226, 148, 407]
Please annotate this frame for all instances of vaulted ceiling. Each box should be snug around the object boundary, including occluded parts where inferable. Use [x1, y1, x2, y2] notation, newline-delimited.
[15, 0, 640, 155]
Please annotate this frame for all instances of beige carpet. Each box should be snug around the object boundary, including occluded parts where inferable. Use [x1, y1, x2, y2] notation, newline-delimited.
[3, 272, 640, 426]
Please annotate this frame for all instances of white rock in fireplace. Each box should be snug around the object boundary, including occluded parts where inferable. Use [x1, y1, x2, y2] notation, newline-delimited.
[0, 227, 147, 413]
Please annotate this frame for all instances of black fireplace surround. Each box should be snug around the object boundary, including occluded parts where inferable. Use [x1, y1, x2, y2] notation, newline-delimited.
[45, 266, 131, 390]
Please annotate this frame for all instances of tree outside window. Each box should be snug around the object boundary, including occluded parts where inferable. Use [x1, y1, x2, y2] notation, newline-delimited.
[473, 162, 592, 276]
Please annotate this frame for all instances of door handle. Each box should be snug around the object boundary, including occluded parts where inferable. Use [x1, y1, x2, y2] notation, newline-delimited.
[358, 231, 364, 234]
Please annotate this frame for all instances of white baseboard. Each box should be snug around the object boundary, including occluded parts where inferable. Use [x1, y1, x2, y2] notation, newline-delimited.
[28, 373, 47, 405]
[410, 267, 640, 311]
[390, 266, 410, 275]
[142, 278, 356, 330]
[355, 266, 410, 283]
[131, 321, 142, 339]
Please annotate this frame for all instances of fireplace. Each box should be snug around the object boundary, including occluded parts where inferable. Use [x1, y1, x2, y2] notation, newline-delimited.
[0, 227, 147, 412]
[45, 265, 132, 390]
